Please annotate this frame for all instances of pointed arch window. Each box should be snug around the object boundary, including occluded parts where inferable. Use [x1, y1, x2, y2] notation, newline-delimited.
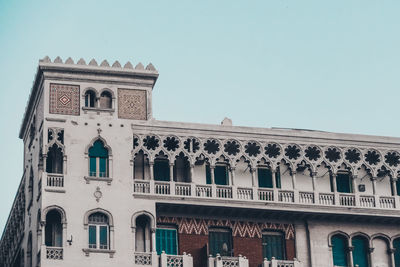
[89, 140, 109, 178]
[46, 144, 63, 174]
[88, 212, 109, 249]
[394, 238, 400, 267]
[331, 234, 348, 267]
[352, 236, 369, 267]
[45, 210, 63, 247]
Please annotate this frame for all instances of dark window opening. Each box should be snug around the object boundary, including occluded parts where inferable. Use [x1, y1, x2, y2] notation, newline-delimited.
[45, 210, 62, 247]
[335, 173, 352, 193]
[154, 158, 170, 181]
[136, 215, 151, 252]
[209, 228, 232, 257]
[174, 154, 190, 182]
[85, 90, 96, 108]
[46, 144, 63, 174]
[258, 168, 281, 188]
[215, 165, 228, 185]
[262, 231, 286, 260]
[99, 91, 112, 109]
[394, 238, 400, 267]
[134, 151, 149, 180]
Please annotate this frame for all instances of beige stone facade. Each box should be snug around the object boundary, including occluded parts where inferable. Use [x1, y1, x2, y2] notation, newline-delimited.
[1, 57, 400, 267]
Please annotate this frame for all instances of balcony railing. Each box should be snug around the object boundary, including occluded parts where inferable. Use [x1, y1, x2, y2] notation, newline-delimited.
[47, 173, 64, 187]
[46, 247, 63, 260]
[262, 258, 303, 267]
[208, 254, 249, 267]
[133, 180, 399, 211]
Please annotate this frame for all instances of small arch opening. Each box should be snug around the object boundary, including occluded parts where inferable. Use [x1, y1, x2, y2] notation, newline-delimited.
[45, 210, 63, 247]
[46, 144, 63, 174]
[99, 91, 112, 109]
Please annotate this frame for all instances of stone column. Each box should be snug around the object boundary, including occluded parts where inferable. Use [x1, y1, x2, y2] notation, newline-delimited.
[331, 173, 337, 193]
[230, 167, 236, 186]
[291, 171, 297, 190]
[391, 178, 398, 196]
[190, 164, 194, 183]
[132, 227, 136, 252]
[169, 163, 174, 182]
[311, 172, 317, 191]
[371, 177, 377, 195]
[151, 228, 156, 252]
[251, 168, 257, 187]
[271, 169, 277, 189]
[149, 162, 154, 180]
[348, 246, 354, 267]
[210, 166, 215, 184]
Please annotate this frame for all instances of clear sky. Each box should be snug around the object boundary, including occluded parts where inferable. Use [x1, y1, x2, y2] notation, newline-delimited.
[0, 0, 399, 231]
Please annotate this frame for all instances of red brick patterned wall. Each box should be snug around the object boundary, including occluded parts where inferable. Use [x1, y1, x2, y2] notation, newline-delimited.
[233, 236, 263, 267]
[178, 233, 208, 267]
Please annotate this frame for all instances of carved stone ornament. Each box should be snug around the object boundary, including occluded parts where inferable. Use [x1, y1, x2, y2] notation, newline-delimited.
[94, 187, 102, 202]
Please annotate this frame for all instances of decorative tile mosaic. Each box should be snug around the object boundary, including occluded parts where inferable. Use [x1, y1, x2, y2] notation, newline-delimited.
[49, 83, 80, 115]
[157, 216, 295, 240]
[118, 89, 147, 120]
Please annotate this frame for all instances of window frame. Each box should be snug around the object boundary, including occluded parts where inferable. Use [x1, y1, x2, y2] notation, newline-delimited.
[156, 226, 178, 255]
[208, 227, 233, 257]
[261, 230, 286, 260]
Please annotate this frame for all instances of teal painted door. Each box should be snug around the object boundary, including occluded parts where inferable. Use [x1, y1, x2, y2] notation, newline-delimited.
[394, 238, 400, 267]
[352, 236, 369, 267]
[156, 228, 177, 255]
[337, 173, 352, 193]
[262, 233, 285, 260]
[209, 230, 232, 256]
[258, 168, 273, 188]
[331, 235, 348, 267]
[214, 166, 228, 185]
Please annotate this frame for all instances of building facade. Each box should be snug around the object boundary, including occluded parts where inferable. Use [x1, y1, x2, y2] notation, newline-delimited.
[1, 57, 400, 267]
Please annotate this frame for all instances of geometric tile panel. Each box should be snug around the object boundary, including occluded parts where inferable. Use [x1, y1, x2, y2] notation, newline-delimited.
[118, 88, 147, 120]
[157, 216, 295, 240]
[49, 83, 80, 115]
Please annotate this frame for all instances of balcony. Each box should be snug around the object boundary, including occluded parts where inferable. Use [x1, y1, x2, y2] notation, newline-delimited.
[43, 173, 65, 193]
[134, 252, 193, 267]
[208, 254, 249, 267]
[46, 247, 63, 260]
[133, 180, 400, 214]
[262, 258, 302, 267]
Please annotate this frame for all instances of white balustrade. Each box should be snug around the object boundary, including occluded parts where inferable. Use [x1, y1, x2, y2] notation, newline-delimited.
[134, 180, 150, 194]
[379, 196, 395, 209]
[237, 187, 253, 200]
[208, 254, 248, 267]
[47, 173, 64, 187]
[46, 247, 63, 260]
[359, 195, 375, 208]
[258, 189, 274, 201]
[175, 183, 192, 196]
[299, 192, 314, 204]
[278, 190, 294, 203]
[155, 182, 171, 195]
[216, 186, 233, 199]
[160, 252, 193, 267]
[196, 185, 212, 197]
[339, 194, 356, 206]
[319, 193, 335, 205]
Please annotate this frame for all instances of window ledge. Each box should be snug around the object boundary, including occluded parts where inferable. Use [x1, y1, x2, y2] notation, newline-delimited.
[82, 248, 115, 258]
[44, 187, 66, 193]
[84, 176, 113, 185]
[82, 107, 115, 114]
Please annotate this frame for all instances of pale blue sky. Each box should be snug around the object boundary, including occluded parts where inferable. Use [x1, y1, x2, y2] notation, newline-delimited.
[0, 0, 399, 231]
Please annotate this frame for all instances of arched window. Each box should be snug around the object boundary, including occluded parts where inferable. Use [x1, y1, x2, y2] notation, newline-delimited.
[371, 237, 390, 267]
[89, 140, 109, 177]
[88, 212, 109, 249]
[134, 150, 150, 180]
[85, 90, 96, 108]
[99, 91, 112, 109]
[393, 238, 400, 267]
[135, 215, 152, 252]
[154, 153, 170, 181]
[46, 144, 63, 174]
[27, 232, 32, 267]
[45, 210, 62, 247]
[352, 235, 369, 267]
[174, 153, 190, 182]
[331, 234, 348, 267]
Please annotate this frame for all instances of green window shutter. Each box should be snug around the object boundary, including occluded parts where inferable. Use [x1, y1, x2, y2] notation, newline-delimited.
[396, 180, 400, 196]
[156, 229, 177, 255]
[99, 226, 108, 249]
[336, 174, 351, 193]
[215, 166, 228, 185]
[89, 157, 97, 176]
[352, 236, 369, 267]
[262, 233, 285, 260]
[206, 165, 211, 184]
[99, 157, 107, 177]
[393, 238, 400, 267]
[154, 160, 170, 181]
[209, 230, 232, 256]
[258, 168, 273, 188]
[332, 235, 348, 267]
[89, 226, 97, 248]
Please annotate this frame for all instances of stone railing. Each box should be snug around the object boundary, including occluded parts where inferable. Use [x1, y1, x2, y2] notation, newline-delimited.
[262, 258, 302, 267]
[133, 180, 399, 211]
[159, 252, 193, 267]
[47, 173, 64, 187]
[46, 247, 63, 260]
[208, 254, 249, 267]
[134, 252, 154, 266]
